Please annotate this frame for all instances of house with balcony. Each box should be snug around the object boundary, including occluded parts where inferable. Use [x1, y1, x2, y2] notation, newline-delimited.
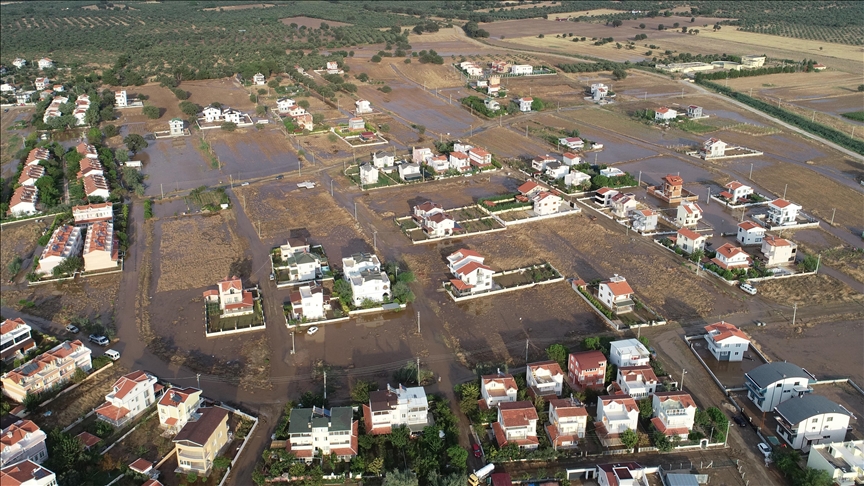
[544, 161, 569, 180]
[468, 147, 492, 168]
[0, 460, 56, 486]
[711, 243, 751, 270]
[277, 239, 325, 283]
[762, 235, 797, 267]
[629, 209, 658, 233]
[72, 202, 113, 225]
[480, 371, 518, 409]
[562, 152, 582, 166]
[674, 228, 707, 255]
[527, 361, 564, 399]
[545, 398, 588, 450]
[291, 111, 314, 131]
[737, 221, 765, 246]
[595, 395, 639, 446]
[419, 210, 457, 239]
[655, 107, 678, 121]
[609, 193, 638, 218]
[492, 401, 539, 450]
[567, 351, 606, 391]
[806, 440, 864, 486]
[687, 105, 703, 118]
[95, 371, 160, 427]
[448, 151, 470, 172]
[36, 225, 83, 275]
[564, 170, 591, 189]
[676, 201, 703, 227]
[516, 97, 533, 112]
[18, 165, 45, 187]
[398, 161, 422, 182]
[701, 138, 727, 158]
[722, 181, 753, 203]
[487, 76, 501, 96]
[83, 221, 120, 272]
[158, 387, 203, 434]
[591, 83, 608, 101]
[359, 164, 378, 185]
[609, 339, 650, 368]
[371, 151, 395, 169]
[651, 392, 696, 439]
[82, 174, 110, 200]
[173, 407, 230, 476]
[447, 249, 494, 295]
[342, 253, 389, 306]
[1, 340, 92, 403]
[647, 174, 698, 204]
[348, 117, 364, 131]
[596, 463, 648, 486]
[1, 318, 36, 363]
[559, 137, 584, 150]
[775, 395, 852, 452]
[594, 187, 619, 207]
[363, 384, 430, 435]
[597, 275, 635, 314]
[531, 154, 556, 172]
[253, 73, 265, 85]
[276, 98, 295, 113]
[287, 407, 358, 462]
[0, 420, 47, 467]
[745, 362, 815, 412]
[288, 284, 328, 321]
[615, 366, 658, 399]
[355, 99, 372, 114]
[767, 199, 802, 226]
[203, 276, 254, 316]
[531, 191, 562, 216]
[704, 321, 750, 362]
[8, 186, 38, 217]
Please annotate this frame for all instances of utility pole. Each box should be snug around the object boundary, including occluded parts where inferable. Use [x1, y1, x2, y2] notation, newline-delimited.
[792, 302, 798, 326]
[257, 220, 261, 237]
[680, 368, 687, 391]
[196, 373, 201, 389]
[354, 202, 357, 220]
[638, 171, 642, 186]
[330, 179, 333, 196]
[291, 331, 295, 354]
[373, 230, 377, 250]
[815, 254, 821, 273]
[417, 312, 420, 334]
[783, 183, 788, 199]
[242, 195, 246, 209]
[323, 371, 327, 399]
[525, 338, 529, 363]
[749, 163, 753, 180]
[707, 187, 711, 204]
[830, 208, 836, 225]
[416, 357, 420, 385]
[160, 183, 164, 199]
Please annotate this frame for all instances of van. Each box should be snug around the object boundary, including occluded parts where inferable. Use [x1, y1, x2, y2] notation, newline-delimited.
[104, 349, 120, 361]
[740, 282, 757, 295]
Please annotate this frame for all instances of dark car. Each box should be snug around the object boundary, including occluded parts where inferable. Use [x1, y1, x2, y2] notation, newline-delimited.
[733, 415, 748, 427]
[275, 175, 284, 180]
[472, 443, 482, 458]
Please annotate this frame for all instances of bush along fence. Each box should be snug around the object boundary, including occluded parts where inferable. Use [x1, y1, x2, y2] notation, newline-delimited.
[444, 263, 564, 302]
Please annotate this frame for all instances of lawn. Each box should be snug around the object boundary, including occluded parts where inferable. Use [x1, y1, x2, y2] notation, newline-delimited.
[206, 299, 265, 333]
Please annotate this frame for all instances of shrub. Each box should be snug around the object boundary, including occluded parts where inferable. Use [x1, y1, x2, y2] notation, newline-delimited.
[142, 105, 160, 119]
[221, 122, 237, 132]
[379, 85, 392, 93]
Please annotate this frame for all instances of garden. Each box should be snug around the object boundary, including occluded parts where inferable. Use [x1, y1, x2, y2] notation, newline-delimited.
[205, 289, 265, 334]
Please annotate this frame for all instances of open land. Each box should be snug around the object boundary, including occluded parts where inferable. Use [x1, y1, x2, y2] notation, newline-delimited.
[4, 274, 121, 325]
[34, 363, 130, 431]
[0, 219, 46, 282]
[279, 16, 350, 28]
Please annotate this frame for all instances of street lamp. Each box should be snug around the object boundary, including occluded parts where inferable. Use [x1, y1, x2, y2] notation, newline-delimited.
[681, 368, 687, 391]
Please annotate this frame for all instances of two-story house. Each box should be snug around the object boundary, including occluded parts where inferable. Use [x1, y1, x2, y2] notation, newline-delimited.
[1, 318, 36, 363]
[543, 161, 569, 181]
[287, 407, 358, 462]
[737, 221, 765, 246]
[342, 253, 389, 305]
[567, 351, 607, 391]
[252, 73, 266, 85]
[651, 392, 697, 439]
[517, 181, 543, 198]
[359, 164, 379, 185]
[95, 371, 160, 427]
[276, 98, 295, 113]
[595, 395, 639, 446]
[398, 161, 422, 182]
[722, 181, 753, 203]
[676, 201, 703, 227]
[608, 339, 650, 368]
[348, 117, 364, 131]
[114, 90, 127, 108]
[775, 395, 852, 452]
[420, 211, 456, 239]
[531, 191, 562, 216]
[687, 105, 703, 118]
[674, 228, 707, 255]
[203, 276, 254, 316]
[468, 147, 492, 169]
[277, 241, 324, 283]
[609, 193, 638, 218]
[0, 420, 47, 467]
[492, 401, 539, 450]
[597, 275, 635, 314]
[448, 151, 470, 172]
[806, 440, 864, 485]
[288, 284, 328, 321]
[761, 235, 797, 267]
[531, 155, 556, 172]
[1, 340, 92, 403]
[173, 407, 230, 476]
[158, 387, 203, 434]
[447, 249, 494, 295]
[527, 361, 564, 399]
[0, 460, 57, 486]
[545, 398, 588, 450]
[564, 170, 591, 189]
[655, 107, 678, 121]
[593, 188, 619, 208]
[704, 322, 750, 362]
[767, 199, 802, 226]
[83, 221, 119, 272]
[363, 384, 430, 435]
[169, 117, 186, 136]
[371, 151, 395, 169]
[517, 97, 533, 112]
[355, 99, 372, 114]
[615, 366, 658, 399]
[629, 209, 658, 233]
[702, 138, 727, 158]
[596, 463, 647, 486]
[17, 166, 45, 187]
[711, 243, 751, 270]
[745, 362, 815, 412]
[480, 371, 518, 409]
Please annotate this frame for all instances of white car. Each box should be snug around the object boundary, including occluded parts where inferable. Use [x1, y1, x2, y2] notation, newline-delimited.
[307, 326, 319, 335]
[757, 442, 771, 458]
[104, 349, 120, 361]
[740, 283, 757, 295]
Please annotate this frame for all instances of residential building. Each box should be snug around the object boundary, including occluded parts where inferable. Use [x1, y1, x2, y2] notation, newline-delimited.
[558, 137, 584, 150]
[326, 61, 339, 73]
[517, 180, 543, 197]
[42, 96, 68, 123]
[591, 83, 608, 101]
[490, 61, 509, 73]
[201, 106, 222, 122]
[36, 226, 83, 275]
[596, 463, 647, 486]
[17, 166, 44, 187]
[487, 76, 501, 95]
[169, 118, 184, 135]
[418, 209, 456, 239]
[564, 171, 591, 189]
[173, 407, 230, 476]
[762, 235, 797, 267]
[775, 395, 852, 451]
[526, 361, 565, 398]
[447, 249, 494, 294]
[597, 275, 635, 315]
[594, 187, 619, 207]
[702, 138, 727, 158]
[342, 253, 389, 305]
[411, 147, 433, 164]
[722, 181, 753, 202]
[286, 105, 306, 118]
[25, 148, 51, 166]
[806, 440, 864, 486]
[484, 98, 500, 111]
[72, 202, 112, 226]
[359, 163, 378, 185]
[37, 58, 54, 70]
[704, 322, 750, 362]
[202, 276, 254, 316]
[615, 366, 658, 399]
[480, 372, 518, 409]
[531, 191, 562, 216]
[448, 151, 470, 172]
[288, 284, 327, 321]
[34, 78, 50, 91]
[595, 395, 639, 443]
[1, 83, 16, 93]
[355, 99, 372, 114]
[531, 154, 556, 172]
[767, 199, 802, 226]
[158, 387, 203, 433]
[545, 398, 588, 450]
[16, 91, 34, 104]
[398, 161, 422, 182]
[742, 55, 766, 68]
[221, 108, 243, 124]
[651, 392, 696, 439]
[426, 156, 448, 174]
[711, 243, 751, 270]
[277, 241, 324, 283]
[253, 73, 265, 85]
[745, 362, 815, 412]
[655, 107, 678, 121]
[0, 460, 56, 486]
[675, 228, 707, 254]
[276, 98, 295, 113]
[568, 351, 606, 391]
[468, 147, 492, 168]
[544, 162, 569, 180]
[609, 339, 650, 368]
[72, 95, 90, 126]
[737, 221, 765, 246]
[562, 152, 582, 166]
[600, 167, 625, 178]
[460, 62, 483, 76]
[115, 90, 127, 108]
[77, 157, 103, 178]
[12, 58, 26, 68]
[510, 64, 533, 75]
[371, 151, 395, 169]
[629, 209, 658, 233]
[676, 201, 703, 226]
[291, 112, 313, 131]
[0, 340, 92, 403]
[95, 371, 159, 427]
[83, 221, 119, 272]
[455, 141, 474, 154]
[8, 186, 39, 217]
[609, 193, 638, 218]
[1, 319, 36, 363]
[363, 384, 429, 435]
[493, 401, 539, 450]
[348, 117, 364, 131]
[287, 407, 358, 462]
[0, 420, 47, 467]
[517, 97, 533, 112]
[687, 105, 703, 118]
[82, 174, 110, 200]
[650, 174, 689, 203]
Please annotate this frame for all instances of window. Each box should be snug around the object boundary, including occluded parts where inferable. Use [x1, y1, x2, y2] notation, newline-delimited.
[812, 418, 818, 423]
[826, 417, 833, 422]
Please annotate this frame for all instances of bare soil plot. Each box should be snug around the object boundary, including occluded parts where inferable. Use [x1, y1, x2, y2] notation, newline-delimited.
[757, 274, 863, 306]
[112, 82, 184, 127]
[155, 211, 248, 292]
[3, 274, 121, 325]
[0, 219, 45, 281]
[104, 412, 175, 467]
[496, 75, 588, 107]
[138, 137, 218, 198]
[35, 364, 129, 431]
[207, 128, 300, 180]
[493, 35, 646, 63]
[355, 82, 476, 136]
[183, 77, 257, 113]
[280, 16, 350, 28]
[468, 126, 554, 159]
[389, 61, 465, 89]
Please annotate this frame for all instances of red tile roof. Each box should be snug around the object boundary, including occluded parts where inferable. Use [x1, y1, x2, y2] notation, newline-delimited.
[111, 370, 151, 399]
[770, 198, 792, 208]
[715, 243, 747, 259]
[129, 458, 153, 474]
[18, 165, 45, 184]
[455, 260, 493, 277]
[763, 235, 791, 247]
[676, 227, 704, 241]
[599, 394, 639, 412]
[9, 186, 38, 208]
[619, 365, 658, 384]
[602, 279, 633, 297]
[570, 351, 606, 372]
[517, 181, 540, 194]
[76, 431, 102, 448]
[663, 174, 683, 185]
[449, 278, 473, 291]
[83, 174, 109, 196]
[450, 151, 468, 159]
[738, 221, 761, 231]
[498, 401, 539, 427]
[0, 318, 28, 336]
[704, 321, 749, 342]
[725, 181, 745, 190]
[651, 417, 690, 437]
[218, 276, 243, 293]
[549, 399, 588, 418]
[0, 460, 53, 486]
[95, 402, 131, 421]
[481, 374, 518, 395]
[652, 391, 697, 408]
[0, 420, 40, 450]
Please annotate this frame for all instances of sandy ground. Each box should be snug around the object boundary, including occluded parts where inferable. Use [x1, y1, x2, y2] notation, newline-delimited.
[0, 219, 45, 282]
[757, 274, 864, 306]
[3, 274, 121, 325]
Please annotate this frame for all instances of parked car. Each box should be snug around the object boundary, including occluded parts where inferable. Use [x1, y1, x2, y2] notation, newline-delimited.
[307, 326, 319, 335]
[758, 442, 772, 458]
[88, 334, 109, 346]
[241, 182, 250, 186]
[104, 349, 120, 361]
[270, 272, 275, 281]
[65, 324, 79, 333]
[275, 175, 284, 180]
[740, 282, 757, 295]
[733, 415, 748, 427]
[472, 443, 482, 458]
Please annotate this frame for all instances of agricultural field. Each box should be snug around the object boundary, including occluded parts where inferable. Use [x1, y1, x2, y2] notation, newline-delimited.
[0, 219, 46, 282]
[468, 126, 557, 159]
[205, 3, 276, 12]
[354, 81, 476, 136]
[279, 15, 351, 28]
[208, 128, 299, 180]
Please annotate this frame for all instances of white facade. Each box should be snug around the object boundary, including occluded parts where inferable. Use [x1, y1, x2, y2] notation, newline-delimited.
[651, 392, 697, 439]
[38, 57, 54, 69]
[0, 420, 47, 467]
[737, 221, 765, 246]
[596, 395, 639, 435]
[290, 284, 326, 320]
[204, 276, 254, 316]
[169, 118, 184, 135]
[742, 55, 766, 68]
[616, 366, 658, 399]
[609, 339, 650, 368]
[600, 167, 625, 178]
[532, 191, 562, 216]
[724, 181, 753, 202]
[704, 321, 750, 362]
[655, 107, 678, 121]
[775, 395, 852, 452]
[253, 73, 266, 85]
[277, 98, 295, 113]
[0, 460, 57, 486]
[558, 137, 584, 150]
[412, 147, 433, 164]
[468, 147, 492, 167]
[12, 58, 26, 68]
[676, 201, 703, 226]
[355, 99, 372, 114]
[609, 193, 638, 218]
[359, 164, 379, 185]
[398, 162, 422, 181]
[745, 362, 814, 413]
[598, 275, 635, 315]
[713, 243, 750, 270]
[202, 106, 222, 122]
[96, 371, 158, 427]
[594, 187, 619, 206]
[366, 384, 429, 433]
[806, 440, 864, 486]
[1, 318, 35, 363]
[762, 235, 797, 267]
[547, 398, 588, 445]
[288, 407, 357, 462]
[158, 387, 203, 432]
[630, 209, 658, 233]
[531, 155, 556, 172]
[115, 90, 127, 108]
[484, 98, 500, 111]
[0, 340, 93, 403]
[510, 64, 533, 75]
[564, 171, 590, 188]
[494, 402, 539, 450]
[447, 249, 493, 294]
[703, 138, 727, 158]
[545, 162, 569, 180]
[517, 97, 533, 112]
[480, 373, 518, 409]
[36, 226, 83, 275]
[767, 199, 802, 226]
[676, 228, 707, 254]
[342, 253, 389, 306]
[371, 152, 395, 169]
[83, 221, 119, 272]
[562, 152, 582, 166]
[448, 152, 470, 172]
[526, 361, 564, 397]
[591, 83, 608, 101]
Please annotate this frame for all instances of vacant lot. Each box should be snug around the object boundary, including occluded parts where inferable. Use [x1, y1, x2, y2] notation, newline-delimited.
[0, 219, 45, 281]
[138, 137, 219, 198]
[757, 274, 863, 306]
[208, 128, 300, 180]
[355, 81, 477, 136]
[497, 74, 588, 107]
[205, 3, 275, 11]
[390, 61, 464, 89]
[469, 126, 556, 159]
[35, 363, 129, 431]
[279, 15, 350, 28]
[3, 274, 121, 324]
[155, 211, 248, 292]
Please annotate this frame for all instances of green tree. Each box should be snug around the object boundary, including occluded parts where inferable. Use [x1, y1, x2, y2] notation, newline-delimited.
[620, 428, 638, 450]
[638, 398, 653, 418]
[179, 101, 200, 117]
[221, 122, 237, 131]
[116, 149, 129, 163]
[796, 468, 833, 486]
[142, 105, 160, 119]
[652, 431, 673, 452]
[351, 379, 377, 404]
[87, 127, 102, 144]
[298, 99, 310, 110]
[104, 124, 119, 138]
[446, 445, 468, 472]
[612, 67, 628, 80]
[22, 392, 41, 413]
[124, 134, 148, 154]
[383, 469, 418, 486]
[186, 471, 198, 483]
[371, 55, 382, 63]
[583, 336, 602, 350]
[7, 255, 23, 276]
[390, 424, 410, 449]
[213, 456, 231, 470]
[256, 105, 267, 116]
[545, 343, 569, 368]
[639, 23, 646, 29]
[367, 457, 385, 476]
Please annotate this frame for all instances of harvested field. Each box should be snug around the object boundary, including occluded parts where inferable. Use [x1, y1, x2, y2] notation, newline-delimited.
[804, 245, 864, 285]
[239, 335, 272, 391]
[184, 77, 256, 112]
[497, 75, 587, 107]
[469, 126, 555, 159]
[757, 274, 863, 305]
[495, 35, 646, 63]
[355, 81, 476, 136]
[155, 211, 247, 292]
[207, 128, 300, 180]
[34, 363, 129, 431]
[280, 16, 350, 28]
[3, 274, 121, 324]
[390, 61, 464, 89]
[0, 219, 46, 281]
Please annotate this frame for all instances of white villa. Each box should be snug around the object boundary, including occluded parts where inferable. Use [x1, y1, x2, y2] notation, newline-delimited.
[597, 275, 635, 314]
[630, 209, 658, 233]
[675, 228, 707, 254]
[737, 221, 766, 246]
[371, 151, 395, 169]
[775, 395, 852, 452]
[676, 201, 703, 227]
[651, 392, 697, 439]
[704, 321, 750, 362]
[288, 284, 327, 321]
[615, 366, 658, 399]
[493, 402, 539, 450]
[480, 372, 518, 409]
[806, 440, 864, 485]
[655, 107, 678, 121]
[545, 398, 588, 450]
[447, 249, 494, 294]
[609, 339, 650, 368]
[359, 164, 379, 185]
[745, 362, 815, 413]
[95, 371, 159, 427]
[722, 181, 753, 202]
[115, 90, 127, 108]
[517, 97, 533, 112]
[767, 199, 802, 226]
[0, 420, 47, 467]
[36, 225, 83, 275]
[363, 384, 430, 435]
[702, 138, 727, 158]
[355, 99, 372, 114]
[203, 276, 254, 316]
[342, 253, 389, 306]
[762, 235, 798, 267]
[277, 238, 324, 283]
[526, 361, 564, 398]
[595, 395, 639, 445]
[531, 191, 562, 216]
